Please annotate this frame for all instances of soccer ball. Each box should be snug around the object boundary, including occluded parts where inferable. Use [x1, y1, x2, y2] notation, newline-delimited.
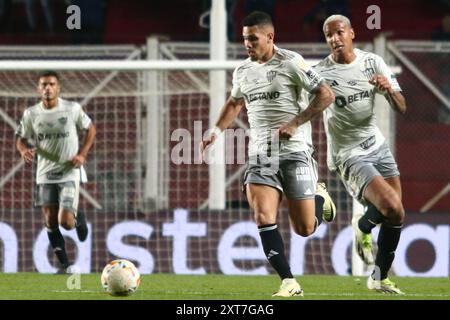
[101, 259, 141, 296]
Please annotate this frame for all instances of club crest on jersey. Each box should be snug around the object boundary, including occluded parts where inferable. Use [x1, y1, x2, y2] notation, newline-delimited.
[362, 68, 375, 80]
[362, 58, 376, 80]
[266, 70, 277, 83]
[58, 117, 68, 125]
[347, 80, 357, 86]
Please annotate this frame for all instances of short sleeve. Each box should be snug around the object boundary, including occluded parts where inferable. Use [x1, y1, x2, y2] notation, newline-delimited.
[287, 54, 324, 93]
[375, 55, 402, 92]
[230, 67, 243, 99]
[15, 109, 33, 139]
[75, 103, 92, 130]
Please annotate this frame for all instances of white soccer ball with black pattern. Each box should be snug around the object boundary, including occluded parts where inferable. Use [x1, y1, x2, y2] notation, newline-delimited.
[101, 259, 141, 296]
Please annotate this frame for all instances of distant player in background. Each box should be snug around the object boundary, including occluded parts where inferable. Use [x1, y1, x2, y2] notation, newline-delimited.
[16, 70, 96, 273]
[314, 15, 407, 294]
[200, 11, 336, 297]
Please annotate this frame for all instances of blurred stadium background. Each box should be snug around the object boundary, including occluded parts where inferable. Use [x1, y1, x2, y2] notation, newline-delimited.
[0, 0, 449, 279]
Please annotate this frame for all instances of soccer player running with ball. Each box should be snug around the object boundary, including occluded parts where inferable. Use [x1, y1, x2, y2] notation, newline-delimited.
[314, 15, 407, 294]
[16, 71, 96, 273]
[200, 11, 336, 297]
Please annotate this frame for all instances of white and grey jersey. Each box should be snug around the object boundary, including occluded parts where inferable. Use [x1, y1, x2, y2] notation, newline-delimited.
[231, 46, 324, 157]
[16, 98, 92, 184]
[313, 48, 402, 170]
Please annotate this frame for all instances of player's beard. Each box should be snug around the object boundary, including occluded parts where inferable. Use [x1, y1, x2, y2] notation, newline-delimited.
[44, 90, 57, 100]
[43, 92, 57, 106]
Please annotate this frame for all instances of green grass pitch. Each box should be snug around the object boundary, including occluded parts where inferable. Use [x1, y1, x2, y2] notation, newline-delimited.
[0, 273, 448, 300]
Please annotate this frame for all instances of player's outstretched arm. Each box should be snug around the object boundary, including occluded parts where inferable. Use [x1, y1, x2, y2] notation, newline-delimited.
[369, 75, 407, 114]
[199, 96, 245, 159]
[16, 137, 36, 164]
[279, 82, 335, 138]
[72, 123, 96, 168]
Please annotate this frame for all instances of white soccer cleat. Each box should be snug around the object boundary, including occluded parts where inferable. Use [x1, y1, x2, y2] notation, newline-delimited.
[367, 277, 405, 295]
[316, 182, 336, 222]
[272, 278, 304, 297]
[351, 214, 375, 265]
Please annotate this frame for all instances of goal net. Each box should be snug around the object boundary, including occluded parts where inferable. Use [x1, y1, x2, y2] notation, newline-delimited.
[0, 42, 367, 275]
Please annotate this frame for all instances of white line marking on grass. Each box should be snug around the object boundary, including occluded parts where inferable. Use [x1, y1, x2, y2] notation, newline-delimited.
[3, 290, 100, 294]
[51, 290, 98, 293]
[305, 292, 450, 297]
[139, 290, 450, 298]
[4, 289, 450, 298]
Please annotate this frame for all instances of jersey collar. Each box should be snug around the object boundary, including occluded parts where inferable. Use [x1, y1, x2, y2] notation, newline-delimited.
[40, 97, 61, 111]
[328, 48, 360, 67]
